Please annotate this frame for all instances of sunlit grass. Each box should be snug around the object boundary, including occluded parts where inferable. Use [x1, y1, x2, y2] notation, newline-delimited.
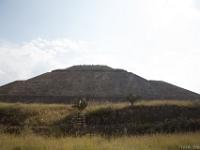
[135, 100, 200, 107]
[0, 132, 199, 150]
[0, 102, 69, 109]
[0, 99, 198, 111]
[85, 102, 129, 112]
[0, 102, 73, 125]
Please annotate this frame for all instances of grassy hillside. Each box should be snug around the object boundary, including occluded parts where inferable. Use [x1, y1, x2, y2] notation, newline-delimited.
[0, 100, 200, 136]
[0, 132, 200, 150]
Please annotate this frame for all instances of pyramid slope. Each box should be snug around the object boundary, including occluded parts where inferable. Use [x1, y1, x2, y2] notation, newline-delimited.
[148, 81, 200, 100]
[0, 65, 199, 103]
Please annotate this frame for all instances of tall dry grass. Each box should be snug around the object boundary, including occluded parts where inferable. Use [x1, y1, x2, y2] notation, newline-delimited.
[0, 132, 199, 150]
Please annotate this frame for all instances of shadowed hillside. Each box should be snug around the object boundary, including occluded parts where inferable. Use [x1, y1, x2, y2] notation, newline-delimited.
[0, 65, 199, 103]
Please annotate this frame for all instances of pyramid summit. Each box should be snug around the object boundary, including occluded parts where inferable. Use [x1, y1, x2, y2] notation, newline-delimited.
[52, 65, 125, 72]
[62, 65, 115, 71]
[0, 65, 199, 103]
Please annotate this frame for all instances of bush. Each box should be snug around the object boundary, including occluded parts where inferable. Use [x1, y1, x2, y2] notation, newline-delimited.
[72, 97, 88, 111]
[126, 94, 140, 106]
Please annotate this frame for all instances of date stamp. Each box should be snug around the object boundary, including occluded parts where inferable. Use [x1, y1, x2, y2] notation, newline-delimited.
[179, 145, 200, 150]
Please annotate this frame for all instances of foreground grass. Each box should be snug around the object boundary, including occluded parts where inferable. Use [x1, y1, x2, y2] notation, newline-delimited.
[0, 132, 200, 150]
[0, 101, 200, 149]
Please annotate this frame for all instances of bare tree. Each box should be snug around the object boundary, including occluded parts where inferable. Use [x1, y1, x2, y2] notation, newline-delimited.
[126, 94, 140, 106]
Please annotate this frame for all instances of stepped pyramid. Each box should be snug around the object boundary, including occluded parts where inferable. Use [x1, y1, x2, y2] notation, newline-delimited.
[0, 65, 199, 103]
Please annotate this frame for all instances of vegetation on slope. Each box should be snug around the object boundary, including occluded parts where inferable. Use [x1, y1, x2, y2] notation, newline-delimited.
[0, 100, 200, 136]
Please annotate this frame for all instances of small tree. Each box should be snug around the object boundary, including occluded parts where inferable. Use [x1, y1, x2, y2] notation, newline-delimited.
[126, 94, 140, 106]
[72, 97, 88, 111]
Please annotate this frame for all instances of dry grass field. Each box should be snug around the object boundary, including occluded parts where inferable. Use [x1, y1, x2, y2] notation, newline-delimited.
[0, 132, 200, 150]
[0, 100, 200, 149]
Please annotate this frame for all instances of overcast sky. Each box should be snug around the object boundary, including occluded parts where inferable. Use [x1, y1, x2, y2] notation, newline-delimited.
[0, 0, 200, 93]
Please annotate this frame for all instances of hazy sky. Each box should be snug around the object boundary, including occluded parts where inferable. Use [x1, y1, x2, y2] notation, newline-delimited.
[0, 0, 200, 93]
